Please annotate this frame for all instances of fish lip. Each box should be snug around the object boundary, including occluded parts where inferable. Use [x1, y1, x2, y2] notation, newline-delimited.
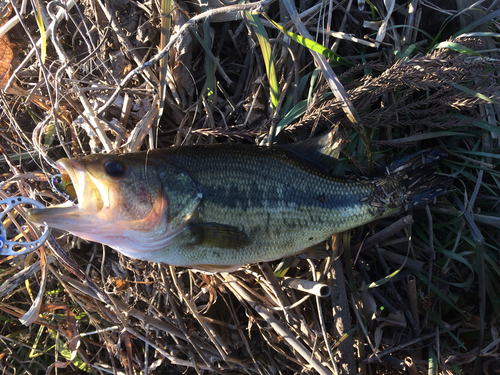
[56, 159, 84, 206]
[57, 158, 105, 213]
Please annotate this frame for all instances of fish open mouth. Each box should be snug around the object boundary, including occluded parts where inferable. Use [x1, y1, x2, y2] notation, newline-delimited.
[27, 158, 104, 229]
[57, 160, 83, 208]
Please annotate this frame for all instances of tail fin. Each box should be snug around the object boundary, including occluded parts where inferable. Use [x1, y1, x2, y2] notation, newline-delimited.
[387, 149, 452, 209]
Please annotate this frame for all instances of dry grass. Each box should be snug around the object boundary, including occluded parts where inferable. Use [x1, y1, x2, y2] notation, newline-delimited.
[0, 0, 499, 374]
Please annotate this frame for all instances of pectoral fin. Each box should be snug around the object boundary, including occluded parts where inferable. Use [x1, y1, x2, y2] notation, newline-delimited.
[188, 223, 252, 249]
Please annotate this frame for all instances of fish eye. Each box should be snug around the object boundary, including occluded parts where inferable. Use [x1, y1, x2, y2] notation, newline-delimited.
[104, 160, 126, 178]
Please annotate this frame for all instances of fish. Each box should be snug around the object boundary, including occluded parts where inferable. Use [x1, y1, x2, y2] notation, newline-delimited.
[27, 135, 451, 272]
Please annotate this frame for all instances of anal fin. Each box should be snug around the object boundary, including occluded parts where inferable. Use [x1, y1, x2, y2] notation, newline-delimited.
[296, 242, 328, 260]
[191, 263, 243, 273]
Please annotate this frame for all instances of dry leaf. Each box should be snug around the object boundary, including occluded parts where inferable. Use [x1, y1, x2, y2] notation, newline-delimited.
[110, 50, 132, 80]
[0, 4, 13, 90]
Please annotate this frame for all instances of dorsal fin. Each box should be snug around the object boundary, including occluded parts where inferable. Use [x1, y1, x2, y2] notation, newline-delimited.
[282, 126, 348, 172]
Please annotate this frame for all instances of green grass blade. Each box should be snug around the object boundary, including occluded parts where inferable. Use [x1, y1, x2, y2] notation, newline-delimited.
[448, 82, 496, 104]
[386, 25, 435, 43]
[456, 32, 500, 38]
[274, 92, 331, 137]
[451, 114, 500, 135]
[191, 29, 232, 86]
[428, 346, 438, 375]
[432, 41, 484, 57]
[246, 11, 279, 110]
[357, 268, 401, 290]
[448, 361, 463, 375]
[44, 122, 56, 147]
[430, 313, 468, 350]
[34, 0, 46, 63]
[415, 272, 467, 318]
[201, 0, 215, 106]
[377, 131, 473, 144]
[307, 68, 321, 107]
[262, 13, 355, 68]
[280, 71, 313, 116]
[452, 9, 500, 38]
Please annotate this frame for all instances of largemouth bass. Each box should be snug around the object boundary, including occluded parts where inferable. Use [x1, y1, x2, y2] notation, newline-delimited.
[27, 141, 450, 272]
